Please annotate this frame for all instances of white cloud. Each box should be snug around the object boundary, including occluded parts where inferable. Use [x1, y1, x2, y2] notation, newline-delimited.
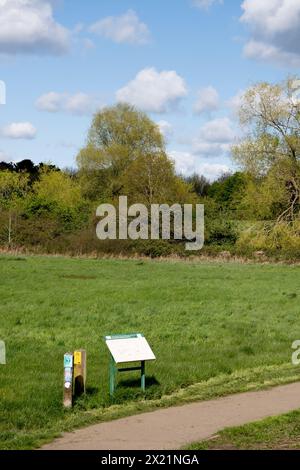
[170, 150, 230, 180]
[190, 117, 236, 161]
[0, 150, 10, 161]
[226, 89, 245, 117]
[192, 140, 231, 157]
[194, 86, 219, 114]
[36, 92, 103, 115]
[196, 162, 230, 180]
[199, 117, 235, 143]
[36, 92, 62, 112]
[241, 0, 300, 34]
[116, 67, 188, 113]
[0, 0, 70, 55]
[89, 10, 150, 45]
[64, 93, 100, 115]
[1, 122, 37, 139]
[170, 150, 198, 175]
[241, 0, 300, 67]
[168, 116, 235, 180]
[243, 40, 300, 68]
[157, 120, 173, 138]
[193, 0, 223, 10]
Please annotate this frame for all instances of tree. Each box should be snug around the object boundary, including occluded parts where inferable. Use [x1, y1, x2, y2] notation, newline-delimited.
[15, 159, 37, 174]
[0, 161, 14, 172]
[76, 103, 185, 203]
[208, 172, 248, 212]
[233, 78, 300, 222]
[122, 153, 194, 205]
[22, 170, 88, 235]
[32, 170, 81, 210]
[122, 152, 172, 205]
[184, 173, 210, 197]
[0, 171, 29, 244]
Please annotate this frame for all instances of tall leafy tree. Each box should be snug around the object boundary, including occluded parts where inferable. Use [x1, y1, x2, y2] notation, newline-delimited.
[32, 170, 81, 209]
[0, 171, 29, 244]
[77, 103, 170, 201]
[233, 78, 300, 222]
[185, 174, 210, 197]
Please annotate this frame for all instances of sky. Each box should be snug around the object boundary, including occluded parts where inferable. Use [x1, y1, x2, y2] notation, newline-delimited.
[0, 0, 299, 180]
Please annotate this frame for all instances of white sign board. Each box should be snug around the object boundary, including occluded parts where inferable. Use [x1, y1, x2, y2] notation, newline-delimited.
[106, 335, 156, 364]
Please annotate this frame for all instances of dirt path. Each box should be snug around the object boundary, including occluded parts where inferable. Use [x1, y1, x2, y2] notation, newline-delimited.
[42, 382, 300, 450]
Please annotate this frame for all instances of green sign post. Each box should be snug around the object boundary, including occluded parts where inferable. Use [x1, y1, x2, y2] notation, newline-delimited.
[104, 333, 156, 397]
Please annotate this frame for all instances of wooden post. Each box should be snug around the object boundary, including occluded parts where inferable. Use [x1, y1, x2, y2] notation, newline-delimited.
[73, 349, 86, 397]
[63, 353, 73, 408]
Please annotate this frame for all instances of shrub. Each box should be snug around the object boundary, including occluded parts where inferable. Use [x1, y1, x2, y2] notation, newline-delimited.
[237, 221, 300, 259]
[206, 219, 238, 246]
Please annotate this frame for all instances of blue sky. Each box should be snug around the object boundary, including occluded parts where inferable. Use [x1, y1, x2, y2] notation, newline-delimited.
[0, 0, 299, 180]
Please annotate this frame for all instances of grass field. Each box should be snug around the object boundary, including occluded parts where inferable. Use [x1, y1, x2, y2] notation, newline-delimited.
[1, 255, 300, 449]
[187, 410, 300, 450]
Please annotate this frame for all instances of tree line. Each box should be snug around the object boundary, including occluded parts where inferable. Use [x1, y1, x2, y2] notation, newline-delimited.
[0, 78, 299, 259]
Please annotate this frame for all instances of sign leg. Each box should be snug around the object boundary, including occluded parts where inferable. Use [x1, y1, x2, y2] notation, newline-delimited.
[141, 361, 145, 392]
[109, 356, 116, 397]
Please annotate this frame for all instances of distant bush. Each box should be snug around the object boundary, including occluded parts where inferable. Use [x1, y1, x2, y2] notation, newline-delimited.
[237, 221, 300, 259]
[133, 239, 182, 258]
[206, 219, 238, 246]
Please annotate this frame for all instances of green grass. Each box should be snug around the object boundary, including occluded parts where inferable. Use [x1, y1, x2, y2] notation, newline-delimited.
[187, 410, 300, 450]
[1, 255, 300, 449]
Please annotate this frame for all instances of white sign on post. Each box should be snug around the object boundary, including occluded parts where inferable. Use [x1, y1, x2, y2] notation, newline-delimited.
[105, 335, 156, 364]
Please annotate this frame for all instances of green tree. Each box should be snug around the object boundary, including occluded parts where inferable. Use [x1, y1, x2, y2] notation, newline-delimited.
[185, 173, 210, 197]
[32, 170, 81, 209]
[24, 170, 87, 234]
[0, 171, 29, 244]
[233, 78, 300, 222]
[122, 153, 194, 205]
[208, 172, 248, 213]
[76, 103, 167, 201]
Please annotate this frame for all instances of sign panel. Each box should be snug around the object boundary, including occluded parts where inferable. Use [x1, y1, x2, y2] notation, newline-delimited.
[105, 335, 156, 364]
[64, 353, 73, 368]
[64, 367, 72, 383]
[74, 351, 82, 365]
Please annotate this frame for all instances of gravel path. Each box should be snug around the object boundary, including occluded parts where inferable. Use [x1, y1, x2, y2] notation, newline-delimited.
[41, 382, 300, 450]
